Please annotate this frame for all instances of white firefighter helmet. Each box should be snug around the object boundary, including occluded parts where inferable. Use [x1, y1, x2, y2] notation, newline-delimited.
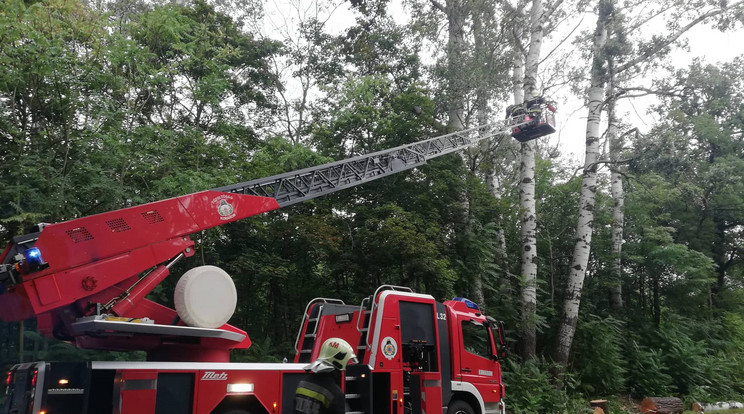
[305, 338, 359, 373]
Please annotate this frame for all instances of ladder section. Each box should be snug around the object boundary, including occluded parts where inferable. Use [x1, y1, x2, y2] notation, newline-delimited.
[214, 121, 519, 207]
[345, 364, 373, 414]
[355, 296, 373, 363]
[294, 298, 345, 363]
[355, 285, 413, 362]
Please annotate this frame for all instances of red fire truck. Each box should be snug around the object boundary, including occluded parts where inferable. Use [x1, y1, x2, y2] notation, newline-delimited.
[2, 286, 508, 414]
[0, 105, 554, 414]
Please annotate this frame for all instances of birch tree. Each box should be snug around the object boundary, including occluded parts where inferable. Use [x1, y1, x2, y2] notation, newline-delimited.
[553, 0, 744, 369]
[508, 0, 566, 358]
[552, 0, 611, 368]
[607, 95, 625, 311]
[515, 0, 544, 359]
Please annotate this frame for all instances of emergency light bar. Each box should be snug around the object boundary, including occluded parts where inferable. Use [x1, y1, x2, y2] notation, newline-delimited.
[452, 297, 480, 310]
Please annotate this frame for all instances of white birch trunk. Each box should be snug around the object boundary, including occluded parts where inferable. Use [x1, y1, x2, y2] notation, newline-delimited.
[445, 0, 467, 131]
[519, 138, 538, 359]
[472, 85, 486, 306]
[489, 173, 509, 264]
[553, 4, 608, 367]
[508, 49, 524, 261]
[512, 52, 524, 104]
[608, 95, 624, 311]
[518, 0, 544, 360]
[471, 8, 489, 306]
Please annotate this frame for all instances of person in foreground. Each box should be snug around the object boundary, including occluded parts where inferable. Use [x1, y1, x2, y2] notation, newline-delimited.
[295, 338, 358, 414]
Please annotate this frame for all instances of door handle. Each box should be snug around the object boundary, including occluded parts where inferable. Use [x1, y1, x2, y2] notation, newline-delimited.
[462, 368, 472, 372]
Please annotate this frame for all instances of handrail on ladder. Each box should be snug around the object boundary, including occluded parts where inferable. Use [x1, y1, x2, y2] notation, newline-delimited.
[356, 285, 414, 349]
[294, 297, 346, 354]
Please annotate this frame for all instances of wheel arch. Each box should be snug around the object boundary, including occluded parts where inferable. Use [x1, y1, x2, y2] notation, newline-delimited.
[448, 382, 485, 414]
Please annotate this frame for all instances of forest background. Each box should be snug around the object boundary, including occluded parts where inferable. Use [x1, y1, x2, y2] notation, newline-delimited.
[1, 0, 744, 412]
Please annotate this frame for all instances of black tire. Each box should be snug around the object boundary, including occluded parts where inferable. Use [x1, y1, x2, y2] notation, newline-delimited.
[447, 400, 475, 414]
[220, 410, 250, 414]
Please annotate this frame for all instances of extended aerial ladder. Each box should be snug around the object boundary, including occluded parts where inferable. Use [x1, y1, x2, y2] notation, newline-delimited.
[0, 105, 555, 362]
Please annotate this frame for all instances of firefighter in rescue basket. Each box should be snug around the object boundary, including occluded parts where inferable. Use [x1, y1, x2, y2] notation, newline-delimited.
[505, 95, 557, 142]
[295, 338, 359, 414]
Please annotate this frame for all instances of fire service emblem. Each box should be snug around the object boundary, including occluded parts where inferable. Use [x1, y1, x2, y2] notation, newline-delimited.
[381, 337, 398, 360]
[212, 195, 236, 220]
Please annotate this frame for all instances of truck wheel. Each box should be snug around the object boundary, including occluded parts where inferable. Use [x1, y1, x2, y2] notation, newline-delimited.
[447, 400, 475, 414]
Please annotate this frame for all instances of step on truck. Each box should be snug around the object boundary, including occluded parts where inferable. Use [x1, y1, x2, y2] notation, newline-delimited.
[2, 285, 508, 414]
[0, 101, 554, 414]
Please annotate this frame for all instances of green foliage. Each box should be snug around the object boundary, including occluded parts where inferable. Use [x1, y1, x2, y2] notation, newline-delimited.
[657, 323, 711, 395]
[624, 319, 744, 400]
[502, 358, 585, 414]
[670, 315, 744, 402]
[232, 336, 284, 363]
[570, 316, 627, 395]
[0, 0, 281, 240]
[625, 341, 673, 397]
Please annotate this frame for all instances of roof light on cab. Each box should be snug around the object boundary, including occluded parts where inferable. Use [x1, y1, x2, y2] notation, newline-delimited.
[452, 297, 480, 311]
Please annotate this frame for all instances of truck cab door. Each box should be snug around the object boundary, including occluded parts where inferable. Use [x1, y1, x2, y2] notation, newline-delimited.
[458, 320, 500, 386]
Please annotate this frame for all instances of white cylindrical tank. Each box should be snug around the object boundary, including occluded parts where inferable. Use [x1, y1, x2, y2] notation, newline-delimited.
[174, 265, 237, 328]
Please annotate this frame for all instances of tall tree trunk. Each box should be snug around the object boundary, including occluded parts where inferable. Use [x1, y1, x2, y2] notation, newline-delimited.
[489, 172, 510, 266]
[519, 140, 538, 360]
[471, 5, 490, 306]
[711, 218, 729, 307]
[431, 0, 478, 301]
[552, 0, 610, 369]
[518, 0, 544, 361]
[512, 51, 524, 104]
[474, 1, 510, 270]
[607, 82, 624, 311]
[437, 0, 467, 131]
[653, 275, 661, 328]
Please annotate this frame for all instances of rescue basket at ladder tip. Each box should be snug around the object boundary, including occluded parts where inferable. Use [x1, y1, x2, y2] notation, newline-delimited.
[505, 96, 557, 142]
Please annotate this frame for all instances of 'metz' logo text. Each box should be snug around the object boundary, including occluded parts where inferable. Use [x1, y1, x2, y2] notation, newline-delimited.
[202, 371, 228, 381]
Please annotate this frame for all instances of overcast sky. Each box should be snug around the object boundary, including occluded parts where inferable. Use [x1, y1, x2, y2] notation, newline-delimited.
[548, 24, 744, 164]
[263, 0, 744, 165]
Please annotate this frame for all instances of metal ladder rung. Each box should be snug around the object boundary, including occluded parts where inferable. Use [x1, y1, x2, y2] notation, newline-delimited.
[345, 394, 362, 399]
[300, 349, 312, 354]
[304, 333, 316, 338]
[346, 411, 365, 414]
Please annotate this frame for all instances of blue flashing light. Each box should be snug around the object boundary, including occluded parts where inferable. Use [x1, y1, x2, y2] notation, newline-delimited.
[24, 247, 43, 266]
[452, 297, 480, 311]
